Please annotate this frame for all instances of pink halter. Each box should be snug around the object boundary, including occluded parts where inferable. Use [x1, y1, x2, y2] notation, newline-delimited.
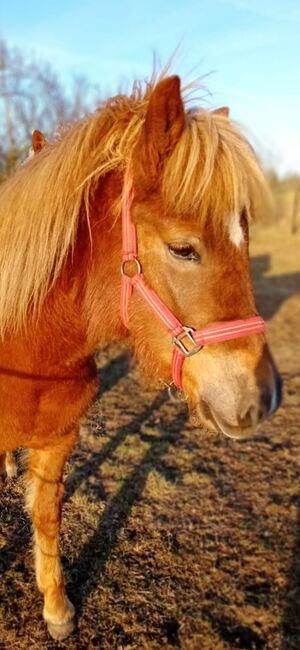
[120, 178, 265, 390]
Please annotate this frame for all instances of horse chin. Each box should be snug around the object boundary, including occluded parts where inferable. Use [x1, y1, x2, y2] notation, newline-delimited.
[191, 400, 258, 440]
[211, 411, 258, 440]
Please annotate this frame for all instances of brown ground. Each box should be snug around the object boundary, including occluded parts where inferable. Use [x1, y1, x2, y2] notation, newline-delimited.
[0, 220, 299, 650]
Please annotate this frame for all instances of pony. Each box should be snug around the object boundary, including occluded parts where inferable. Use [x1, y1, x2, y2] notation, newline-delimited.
[0, 74, 281, 640]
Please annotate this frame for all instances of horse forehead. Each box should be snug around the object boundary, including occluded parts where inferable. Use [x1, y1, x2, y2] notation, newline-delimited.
[135, 201, 246, 250]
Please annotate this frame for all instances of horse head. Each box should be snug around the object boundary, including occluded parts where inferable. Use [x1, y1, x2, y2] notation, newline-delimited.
[123, 76, 281, 438]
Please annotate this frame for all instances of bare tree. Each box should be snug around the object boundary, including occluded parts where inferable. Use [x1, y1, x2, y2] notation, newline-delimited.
[0, 40, 100, 178]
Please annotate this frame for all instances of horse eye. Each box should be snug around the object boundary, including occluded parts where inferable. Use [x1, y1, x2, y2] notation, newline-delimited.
[168, 244, 200, 262]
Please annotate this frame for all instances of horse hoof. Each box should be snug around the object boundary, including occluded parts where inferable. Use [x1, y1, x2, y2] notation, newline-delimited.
[47, 618, 76, 641]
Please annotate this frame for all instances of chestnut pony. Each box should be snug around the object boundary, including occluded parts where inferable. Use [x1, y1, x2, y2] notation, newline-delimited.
[0, 75, 281, 640]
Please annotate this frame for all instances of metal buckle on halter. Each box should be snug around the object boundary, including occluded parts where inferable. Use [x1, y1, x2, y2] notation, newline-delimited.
[173, 327, 203, 357]
[121, 257, 142, 277]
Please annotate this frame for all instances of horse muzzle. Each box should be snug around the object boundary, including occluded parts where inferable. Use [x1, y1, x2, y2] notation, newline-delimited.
[192, 359, 282, 440]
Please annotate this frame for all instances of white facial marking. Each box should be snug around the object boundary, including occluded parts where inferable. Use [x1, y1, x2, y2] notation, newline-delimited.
[228, 212, 244, 247]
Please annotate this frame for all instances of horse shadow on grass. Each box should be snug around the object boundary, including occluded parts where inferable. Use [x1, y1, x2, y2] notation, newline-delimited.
[64, 385, 187, 621]
[251, 254, 300, 320]
[61, 344, 187, 632]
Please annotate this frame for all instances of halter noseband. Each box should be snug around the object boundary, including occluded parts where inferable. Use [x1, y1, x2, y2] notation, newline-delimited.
[120, 177, 265, 390]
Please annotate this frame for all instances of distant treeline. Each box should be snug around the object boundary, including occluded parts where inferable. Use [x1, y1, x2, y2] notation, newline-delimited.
[0, 39, 100, 179]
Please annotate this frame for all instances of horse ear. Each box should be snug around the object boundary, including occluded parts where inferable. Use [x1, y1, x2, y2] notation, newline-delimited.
[213, 106, 230, 117]
[32, 130, 47, 153]
[133, 75, 185, 190]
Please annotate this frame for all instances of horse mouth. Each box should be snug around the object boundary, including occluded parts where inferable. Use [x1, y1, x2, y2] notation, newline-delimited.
[211, 411, 258, 440]
[193, 400, 258, 440]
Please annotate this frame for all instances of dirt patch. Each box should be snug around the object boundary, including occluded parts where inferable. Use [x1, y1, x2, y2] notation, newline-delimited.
[0, 221, 299, 649]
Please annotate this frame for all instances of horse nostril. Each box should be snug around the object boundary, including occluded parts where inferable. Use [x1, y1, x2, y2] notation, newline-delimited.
[259, 389, 274, 421]
[259, 370, 282, 419]
[264, 388, 273, 414]
[241, 405, 258, 428]
[269, 372, 283, 415]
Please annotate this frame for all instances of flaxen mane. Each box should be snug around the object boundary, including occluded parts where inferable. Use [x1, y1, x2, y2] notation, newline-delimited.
[0, 74, 266, 337]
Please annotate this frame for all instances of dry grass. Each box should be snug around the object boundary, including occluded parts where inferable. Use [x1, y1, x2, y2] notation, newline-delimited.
[0, 216, 299, 649]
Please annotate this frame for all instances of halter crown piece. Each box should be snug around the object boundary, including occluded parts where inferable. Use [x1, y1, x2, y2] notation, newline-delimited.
[120, 174, 265, 391]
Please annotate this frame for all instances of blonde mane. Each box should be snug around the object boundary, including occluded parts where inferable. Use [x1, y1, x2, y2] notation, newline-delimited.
[0, 74, 266, 336]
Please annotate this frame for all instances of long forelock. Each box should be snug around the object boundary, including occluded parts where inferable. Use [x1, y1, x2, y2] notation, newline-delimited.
[162, 109, 268, 231]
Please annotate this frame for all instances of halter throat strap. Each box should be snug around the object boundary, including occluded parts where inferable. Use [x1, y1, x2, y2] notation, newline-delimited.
[120, 178, 265, 390]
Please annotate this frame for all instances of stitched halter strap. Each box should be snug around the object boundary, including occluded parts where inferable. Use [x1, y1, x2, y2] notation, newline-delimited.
[120, 178, 265, 390]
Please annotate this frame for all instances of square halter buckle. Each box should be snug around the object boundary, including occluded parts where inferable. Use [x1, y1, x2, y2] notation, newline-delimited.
[173, 327, 203, 357]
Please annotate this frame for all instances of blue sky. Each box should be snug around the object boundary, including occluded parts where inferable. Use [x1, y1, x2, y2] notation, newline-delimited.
[1, 0, 299, 175]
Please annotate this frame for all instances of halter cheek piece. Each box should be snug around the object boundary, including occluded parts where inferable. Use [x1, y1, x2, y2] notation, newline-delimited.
[120, 178, 265, 391]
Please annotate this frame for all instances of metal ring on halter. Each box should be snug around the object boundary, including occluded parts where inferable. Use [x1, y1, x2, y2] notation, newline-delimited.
[121, 257, 142, 277]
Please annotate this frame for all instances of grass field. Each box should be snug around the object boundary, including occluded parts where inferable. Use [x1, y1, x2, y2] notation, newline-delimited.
[0, 218, 299, 650]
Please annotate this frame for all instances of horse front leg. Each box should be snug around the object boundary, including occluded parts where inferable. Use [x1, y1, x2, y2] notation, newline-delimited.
[26, 430, 78, 641]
